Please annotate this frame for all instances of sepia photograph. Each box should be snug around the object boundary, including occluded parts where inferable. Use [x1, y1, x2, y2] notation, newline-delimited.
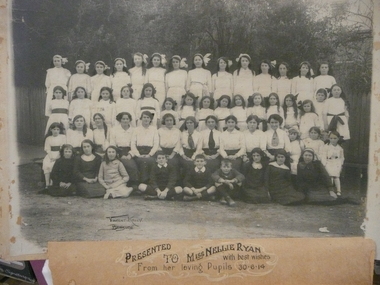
[3, 0, 375, 258]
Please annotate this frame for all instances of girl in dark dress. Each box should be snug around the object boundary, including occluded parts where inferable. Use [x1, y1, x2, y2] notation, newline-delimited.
[297, 148, 337, 204]
[265, 149, 305, 205]
[242, 148, 270, 203]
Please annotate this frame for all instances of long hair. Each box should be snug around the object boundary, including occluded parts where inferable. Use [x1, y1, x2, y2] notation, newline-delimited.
[44, 122, 65, 142]
[216, 95, 231, 108]
[328, 84, 349, 109]
[277, 61, 290, 79]
[165, 55, 184, 75]
[72, 86, 88, 100]
[299, 99, 316, 117]
[205, 115, 218, 130]
[266, 92, 281, 113]
[72, 115, 88, 136]
[98, 87, 115, 103]
[161, 113, 176, 126]
[247, 93, 264, 108]
[104, 146, 120, 164]
[298, 61, 312, 79]
[92, 113, 108, 138]
[52, 86, 67, 99]
[161, 97, 176, 111]
[216, 57, 230, 73]
[131, 52, 147, 76]
[81, 139, 96, 154]
[232, 94, 246, 108]
[139, 83, 158, 100]
[112, 58, 130, 75]
[92, 60, 109, 76]
[191, 54, 206, 70]
[147, 53, 164, 68]
[258, 59, 273, 76]
[180, 92, 198, 111]
[236, 54, 254, 76]
[249, 147, 269, 167]
[120, 84, 134, 99]
[282, 94, 298, 119]
[199, 95, 214, 110]
[59, 144, 74, 158]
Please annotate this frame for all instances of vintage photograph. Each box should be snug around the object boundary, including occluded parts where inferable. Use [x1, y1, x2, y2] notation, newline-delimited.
[5, 0, 373, 257]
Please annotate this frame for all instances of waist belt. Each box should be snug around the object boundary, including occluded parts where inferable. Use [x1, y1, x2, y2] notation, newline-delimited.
[184, 148, 196, 158]
[225, 149, 239, 156]
[52, 108, 68, 114]
[137, 146, 152, 155]
[118, 146, 131, 156]
[161, 147, 174, 155]
[327, 112, 345, 131]
[50, 146, 61, 151]
[203, 148, 218, 155]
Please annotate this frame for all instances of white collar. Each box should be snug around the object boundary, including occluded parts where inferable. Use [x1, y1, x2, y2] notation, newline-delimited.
[252, 162, 262, 169]
[269, 161, 289, 170]
[195, 167, 206, 173]
[158, 163, 168, 168]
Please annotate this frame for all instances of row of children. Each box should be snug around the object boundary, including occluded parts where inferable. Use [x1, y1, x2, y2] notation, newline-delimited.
[44, 140, 344, 207]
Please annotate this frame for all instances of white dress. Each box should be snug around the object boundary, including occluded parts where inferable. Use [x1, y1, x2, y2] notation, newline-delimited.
[303, 138, 324, 160]
[66, 129, 94, 148]
[129, 66, 146, 99]
[313, 101, 326, 130]
[145, 67, 166, 105]
[91, 74, 112, 102]
[161, 110, 180, 128]
[313, 75, 336, 95]
[44, 67, 71, 115]
[321, 144, 344, 177]
[299, 113, 321, 139]
[111, 72, 131, 101]
[284, 107, 299, 129]
[186, 68, 212, 98]
[67, 73, 92, 101]
[291, 76, 314, 102]
[45, 99, 70, 134]
[115, 98, 137, 127]
[42, 134, 67, 173]
[243, 129, 266, 153]
[165, 69, 188, 108]
[214, 107, 231, 131]
[93, 100, 117, 128]
[253, 73, 275, 97]
[289, 140, 303, 175]
[136, 97, 161, 125]
[233, 68, 254, 103]
[324, 97, 350, 139]
[265, 106, 284, 121]
[230, 106, 247, 131]
[274, 77, 292, 106]
[196, 108, 215, 131]
[69, 98, 93, 126]
[178, 106, 197, 129]
[212, 72, 233, 101]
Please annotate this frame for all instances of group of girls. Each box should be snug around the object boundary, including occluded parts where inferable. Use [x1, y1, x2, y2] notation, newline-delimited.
[41, 53, 350, 204]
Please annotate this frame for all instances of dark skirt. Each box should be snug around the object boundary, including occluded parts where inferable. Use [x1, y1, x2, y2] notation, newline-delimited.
[76, 182, 105, 198]
[48, 184, 77, 197]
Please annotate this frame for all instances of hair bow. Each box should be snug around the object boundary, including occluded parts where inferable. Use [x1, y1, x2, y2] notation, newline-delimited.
[203, 53, 211, 66]
[228, 60, 233, 67]
[61, 57, 68, 65]
[115, 58, 127, 68]
[180, 58, 188, 68]
[310, 68, 314, 76]
[161, 54, 167, 66]
[143, 54, 148, 64]
[271, 60, 277, 68]
[236, 53, 251, 62]
[104, 64, 110, 70]
[85, 63, 90, 72]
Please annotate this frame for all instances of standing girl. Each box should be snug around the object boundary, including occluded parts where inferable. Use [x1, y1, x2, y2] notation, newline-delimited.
[99, 146, 133, 199]
[145, 53, 167, 105]
[274, 62, 292, 105]
[230, 94, 247, 131]
[299, 99, 321, 140]
[313, 61, 336, 96]
[161, 97, 180, 127]
[115, 84, 137, 127]
[214, 95, 231, 131]
[212, 57, 233, 101]
[136, 83, 161, 127]
[66, 115, 94, 155]
[314, 88, 328, 131]
[165, 55, 188, 108]
[186, 53, 212, 98]
[178, 92, 198, 129]
[68, 86, 93, 127]
[282, 94, 299, 131]
[91, 60, 112, 102]
[320, 131, 344, 196]
[233, 53, 255, 104]
[111, 58, 131, 101]
[67, 60, 92, 101]
[253, 59, 275, 97]
[92, 113, 110, 157]
[196, 96, 215, 131]
[246, 93, 266, 130]
[42, 123, 67, 190]
[265, 93, 284, 125]
[324, 84, 350, 140]
[45, 86, 70, 134]
[129, 52, 148, 97]
[93, 87, 116, 128]
[45, 55, 71, 116]
[292, 61, 314, 103]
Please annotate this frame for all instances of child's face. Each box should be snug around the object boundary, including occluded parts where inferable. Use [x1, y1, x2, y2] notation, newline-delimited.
[121, 87, 131, 98]
[74, 117, 84, 129]
[185, 120, 195, 131]
[120, 115, 131, 126]
[269, 119, 279, 130]
[152, 56, 161, 67]
[316, 92, 326, 102]
[202, 98, 211, 109]
[53, 58, 62, 68]
[220, 98, 229, 108]
[107, 148, 117, 161]
[94, 115, 103, 126]
[276, 154, 286, 165]
[289, 132, 298, 141]
[164, 101, 173, 110]
[115, 60, 124, 72]
[194, 158, 206, 169]
[261, 63, 269, 73]
[247, 119, 258, 131]
[185, 96, 194, 106]
[303, 151, 313, 164]
[252, 152, 262, 163]
[206, 118, 216, 129]
[319, 64, 329, 75]
[253, 95, 262, 106]
[300, 64, 309, 76]
[331, 86, 342, 98]
[101, 90, 110, 100]
[218, 59, 227, 70]
[221, 162, 232, 174]
[156, 155, 167, 166]
[76, 63, 85, 74]
[329, 134, 339, 145]
[76, 88, 85, 99]
[309, 130, 319, 140]
[141, 114, 152, 125]
[172, 59, 180, 70]
[194, 56, 203, 68]
[144, 87, 153, 97]
[54, 89, 63, 99]
[278, 64, 287, 77]
[96, 64, 105, 75]
[63, 148, 73, 159]
[164, 116, 174, 128]
[285, 97, 293, 107]
[234, 97, 243, 106]
[226, 119, 236, 131]
[51, 127, 60, 136]
[303, 103, 311, 112]
[269, 96, 277, 106]
[240, 57, 249, 69]
[134, 55, 142, 67]
[82, 142, 92, 155]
